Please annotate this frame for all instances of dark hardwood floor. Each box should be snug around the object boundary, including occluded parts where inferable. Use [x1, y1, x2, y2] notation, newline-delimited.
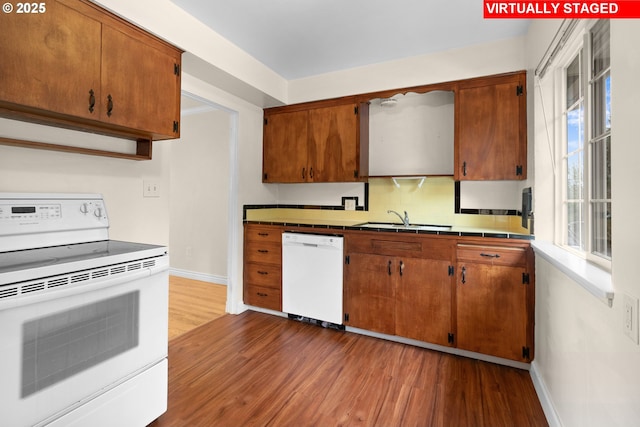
[150, 311, 548, 427]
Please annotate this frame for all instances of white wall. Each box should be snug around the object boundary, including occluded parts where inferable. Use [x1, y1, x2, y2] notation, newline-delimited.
[274, 36, 527, 207]
[0, 122, 170, 245]
[529, 20, 640, 426]
[288, 36, 527, 103]
[180, 74, 276, 314]
[169, 103, 230, 281]
[93, 0, 287, 106]
[369, 91, 454, 176]
[459, 181, 522, 211]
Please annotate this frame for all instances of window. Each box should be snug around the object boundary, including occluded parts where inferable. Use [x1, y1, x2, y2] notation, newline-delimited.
[562, 20, 611, 267]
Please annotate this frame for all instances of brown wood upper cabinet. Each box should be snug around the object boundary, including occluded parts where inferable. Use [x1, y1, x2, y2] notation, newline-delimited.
[0, 0, 182, 142]
[263, 101, 369, 183]
[455, 71, 527, 180]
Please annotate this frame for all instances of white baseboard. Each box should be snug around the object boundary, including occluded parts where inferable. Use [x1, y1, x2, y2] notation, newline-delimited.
[169, 268, 228, 286]
[530, 360, 562, 427]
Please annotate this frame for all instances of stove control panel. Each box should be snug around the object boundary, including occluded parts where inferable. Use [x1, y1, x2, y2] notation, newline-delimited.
[0, 203, 62, 221]
[0, 193, 109, 252]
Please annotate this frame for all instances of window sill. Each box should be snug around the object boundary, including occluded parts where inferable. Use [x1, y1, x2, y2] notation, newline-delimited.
[531, 240, 614, 307]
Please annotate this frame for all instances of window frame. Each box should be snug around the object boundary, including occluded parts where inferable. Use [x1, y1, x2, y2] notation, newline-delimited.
[554, 19, 612, 271]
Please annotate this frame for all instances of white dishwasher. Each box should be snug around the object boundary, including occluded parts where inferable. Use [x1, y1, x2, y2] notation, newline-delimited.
[282, 232, 344, 325]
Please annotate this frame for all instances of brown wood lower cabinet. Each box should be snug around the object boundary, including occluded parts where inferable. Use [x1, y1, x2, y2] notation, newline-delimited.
[343, 233, 534, 362]
[344, 233, 455, 347]
[344, 252, 396, 335]
[243, 224, 284, 311]
[242, 224, 534, 362]
[456, 243, 534, 362]
[395, 256, 453, 347]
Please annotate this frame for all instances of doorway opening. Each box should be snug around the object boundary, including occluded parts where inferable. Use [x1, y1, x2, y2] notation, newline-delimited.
[168, 90, 239, 337]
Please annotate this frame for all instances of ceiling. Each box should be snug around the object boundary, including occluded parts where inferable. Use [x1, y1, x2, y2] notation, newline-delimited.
[170, 0, 530, 80]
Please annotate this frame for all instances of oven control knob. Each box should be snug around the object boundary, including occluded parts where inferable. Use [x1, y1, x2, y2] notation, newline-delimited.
[94, 207, 103, 218]
[80, 203, 89, 214]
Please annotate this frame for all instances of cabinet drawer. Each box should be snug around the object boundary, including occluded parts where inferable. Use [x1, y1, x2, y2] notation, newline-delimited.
[245, 242, 281, 264]
[244, 285, 281, 311]
[245, 225, 283, 243]
[347, 232, 453, 261]
[245, 263, 281, 288]
[456, 244, 527, 267]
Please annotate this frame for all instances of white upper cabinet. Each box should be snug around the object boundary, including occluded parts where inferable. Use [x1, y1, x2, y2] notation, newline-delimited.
[369, 90, 454, 176]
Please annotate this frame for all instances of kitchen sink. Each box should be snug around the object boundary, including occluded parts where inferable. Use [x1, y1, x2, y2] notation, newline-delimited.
[357, 223, 452, 232]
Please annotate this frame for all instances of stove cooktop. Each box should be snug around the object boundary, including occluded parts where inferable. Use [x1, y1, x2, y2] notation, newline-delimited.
[0, 240, 167, 285]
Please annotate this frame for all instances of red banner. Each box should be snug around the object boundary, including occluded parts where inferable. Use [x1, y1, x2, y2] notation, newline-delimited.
[484, 1, 640, 18]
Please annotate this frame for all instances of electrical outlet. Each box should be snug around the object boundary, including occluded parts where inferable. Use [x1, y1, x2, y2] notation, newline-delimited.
[143, 180, 160, 198]
[623, 294, 639, 345]
[345, 199, 356, 211]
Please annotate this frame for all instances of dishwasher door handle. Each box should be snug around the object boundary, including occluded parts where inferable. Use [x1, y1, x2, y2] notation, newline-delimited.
[302, 243, 318, 248]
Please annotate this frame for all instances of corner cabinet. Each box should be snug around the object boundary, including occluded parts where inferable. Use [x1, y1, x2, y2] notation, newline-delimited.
[455, 71, 527, 180]
[243, 224, 284, 311]
[262, 100, 369, 183]
[0, 0, 182, 148]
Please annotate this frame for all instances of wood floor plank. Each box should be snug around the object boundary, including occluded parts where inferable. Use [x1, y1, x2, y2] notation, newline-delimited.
[168, 275, 227, 340]
[150, 311, 548, 427]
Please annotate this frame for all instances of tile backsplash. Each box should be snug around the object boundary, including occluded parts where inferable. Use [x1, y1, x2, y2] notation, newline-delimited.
[247, 177, 530, 234]
[368, 177, 454, 225]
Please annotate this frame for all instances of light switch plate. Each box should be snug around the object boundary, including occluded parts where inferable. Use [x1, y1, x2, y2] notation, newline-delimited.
[143, 180, 160, 198]
[345, 199, 356, 211]
[623, 294, 639, 345]
[342, 196, 358, 211]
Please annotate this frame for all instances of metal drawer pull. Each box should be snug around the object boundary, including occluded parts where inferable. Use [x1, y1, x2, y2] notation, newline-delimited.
[258, 233, 269, 237]
[88, 89, 95, 113]
[257, 249, 269, 253]
[257, 271, 269, 275]
[480, 253, 501, 258]
[257, 292, 268, 297]
[107, 94, 113, 117]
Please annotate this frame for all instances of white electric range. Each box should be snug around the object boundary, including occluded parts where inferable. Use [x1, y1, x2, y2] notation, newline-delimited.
[0, 192, 169, 427]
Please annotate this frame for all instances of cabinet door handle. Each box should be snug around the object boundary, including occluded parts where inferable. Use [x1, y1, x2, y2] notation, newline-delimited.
[88, 89, 95, 113]
[257, 233, 269, 237]
[257, 271, 268, 275]
[302, 167, 306, 180]
[463, 161, 467, 176]
[480, 253, 501, 258]
[310, 167, 314, 179]
[257, 292, 268, 297]
[257, 249, 269, 253]
[388, 260, 392, 276]
[399, 260, 405, 276]
[107, 94, 113, 117]
[461, 266, 466, 284]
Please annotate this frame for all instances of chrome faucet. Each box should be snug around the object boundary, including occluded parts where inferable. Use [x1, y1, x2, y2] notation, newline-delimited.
[387, 210, 410, 227]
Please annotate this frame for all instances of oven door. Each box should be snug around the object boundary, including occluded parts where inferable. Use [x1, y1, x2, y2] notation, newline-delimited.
[0, 263, 168, 427]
